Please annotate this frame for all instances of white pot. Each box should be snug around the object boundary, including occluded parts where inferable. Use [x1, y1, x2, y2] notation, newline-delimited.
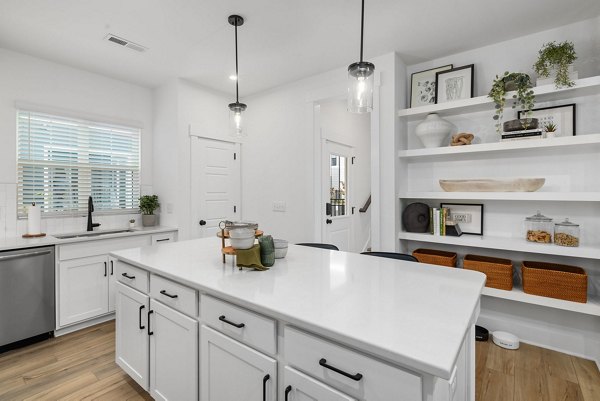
[415, 113, 455, 148]
[536, 64, 578, 87]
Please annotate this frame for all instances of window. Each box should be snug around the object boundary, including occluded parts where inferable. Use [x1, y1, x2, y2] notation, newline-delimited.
[17, 110, 141, 217]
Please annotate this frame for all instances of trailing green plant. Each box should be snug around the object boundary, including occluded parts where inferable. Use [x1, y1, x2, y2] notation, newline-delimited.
[533, 41, 577, 88]
[138, 195, 160, 215]
[488, 72, 535, 134]
[544, 122, 557, 133]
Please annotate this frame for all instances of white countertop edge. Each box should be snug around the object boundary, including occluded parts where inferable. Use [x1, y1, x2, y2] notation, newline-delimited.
[110, 247, 484, 379]
[0, 226, 178, 252]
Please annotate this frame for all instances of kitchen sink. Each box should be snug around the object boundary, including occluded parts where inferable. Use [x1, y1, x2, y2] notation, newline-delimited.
[54, 229, 137, 240]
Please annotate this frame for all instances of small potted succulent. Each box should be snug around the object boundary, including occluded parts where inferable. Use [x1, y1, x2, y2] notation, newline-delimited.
[129, 218, 136, 229]
[544, 122, 557, 138]
[139, 195, 160, 227]
[533, 41, 577, 88]
[489, 72, 536, 134]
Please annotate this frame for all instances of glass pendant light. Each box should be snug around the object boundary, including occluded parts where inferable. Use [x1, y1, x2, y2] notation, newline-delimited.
[347, 0, 374, 114]
[228, 15, 247, 137]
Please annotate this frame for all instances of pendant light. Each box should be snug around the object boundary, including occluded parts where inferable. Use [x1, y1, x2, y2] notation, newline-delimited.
[228, 15, 246, 137]
[347, 0, 374, 114]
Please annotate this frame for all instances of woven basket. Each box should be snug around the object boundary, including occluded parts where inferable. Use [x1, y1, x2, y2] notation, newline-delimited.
[412, 249, 457, 267]
[464, 255, 513, 290]
[522, 261, 587, 303]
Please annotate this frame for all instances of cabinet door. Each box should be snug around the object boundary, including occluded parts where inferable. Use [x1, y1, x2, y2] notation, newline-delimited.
[108, 256, 118, 312]
[201, 325, 277, 401]
[115, 282, 149, 390]
[149, 299, 198, 401]
[283, 366, 357, 401]
[58, 255, 109, 326]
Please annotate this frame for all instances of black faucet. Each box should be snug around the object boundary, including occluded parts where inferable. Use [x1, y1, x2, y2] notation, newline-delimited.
[87, 196, 101, 231]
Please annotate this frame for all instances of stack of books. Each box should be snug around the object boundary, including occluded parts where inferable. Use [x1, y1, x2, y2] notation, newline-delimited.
[429, 207, 449, 236]
[501, 128, 543, 142]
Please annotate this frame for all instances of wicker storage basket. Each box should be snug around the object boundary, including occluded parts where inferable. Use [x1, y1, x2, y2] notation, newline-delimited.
[463, 255, 513, 290]
[412, 249, 457, 267]
[521, 261, 587, 303]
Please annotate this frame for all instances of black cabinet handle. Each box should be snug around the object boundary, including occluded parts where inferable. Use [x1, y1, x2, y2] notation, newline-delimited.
[147, 310, 154, 335]
[262, 374, 270, 401]
[219, 315, 245, 328]
[122, 272, 135, 280]
[103, 261, 107, 277]
[319, 358, 363, 381]
[284, 385, 292, 401]
[110, 260, 114, 275]
[199, 220, 207, 226]
[326, 219, 333, 224]
[139, 305, 145, 330]
[156, 238, 170, 242]
[160, 290, 178, 299]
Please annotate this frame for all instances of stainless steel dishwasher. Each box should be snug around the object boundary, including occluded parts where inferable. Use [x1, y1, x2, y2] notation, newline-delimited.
[0, 246, 55, 349]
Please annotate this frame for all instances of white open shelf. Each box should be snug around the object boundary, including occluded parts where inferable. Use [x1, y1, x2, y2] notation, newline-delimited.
[398, 231, 600, 259]
[398, 133, 600, 160]
[398, 75, 600, 121]
[482, 286, 600, 317]
[399, 192, 600, 202]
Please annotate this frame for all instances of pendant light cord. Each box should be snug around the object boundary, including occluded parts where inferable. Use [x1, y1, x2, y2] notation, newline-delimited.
[235, 22, 240, 103]
[359, 0, 365, 62]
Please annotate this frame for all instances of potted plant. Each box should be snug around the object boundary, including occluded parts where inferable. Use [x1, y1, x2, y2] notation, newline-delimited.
[488, 72, 535, 134]
[544, 122, 557, 138]
[139, 195, 160, 227]
[533, 41, 577, 88]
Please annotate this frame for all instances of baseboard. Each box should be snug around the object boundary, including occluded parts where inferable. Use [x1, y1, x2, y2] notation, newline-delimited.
[54, 313, 115, 337]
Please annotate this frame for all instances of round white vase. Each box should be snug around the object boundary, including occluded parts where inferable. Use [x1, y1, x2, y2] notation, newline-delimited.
[415, 113, 454, 148]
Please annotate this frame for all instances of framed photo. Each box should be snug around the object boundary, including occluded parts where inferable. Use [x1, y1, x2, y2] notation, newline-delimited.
[518, 103, 576, 136]
[435, 64, 475, 104]
[410, 64, 453, 107]
[440, 203, 484, 236]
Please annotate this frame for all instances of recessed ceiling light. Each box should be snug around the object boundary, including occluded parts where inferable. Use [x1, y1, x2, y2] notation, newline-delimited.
[229, 75, 237, 81]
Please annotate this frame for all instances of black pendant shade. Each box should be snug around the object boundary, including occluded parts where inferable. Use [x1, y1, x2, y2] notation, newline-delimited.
[347, 0, 374, 113]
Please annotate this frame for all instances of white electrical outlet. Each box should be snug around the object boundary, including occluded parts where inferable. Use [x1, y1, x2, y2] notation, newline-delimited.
[273, 201, 286, 212]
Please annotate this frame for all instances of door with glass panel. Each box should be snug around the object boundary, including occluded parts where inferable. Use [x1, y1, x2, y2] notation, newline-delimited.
[323, 141, 353, 251]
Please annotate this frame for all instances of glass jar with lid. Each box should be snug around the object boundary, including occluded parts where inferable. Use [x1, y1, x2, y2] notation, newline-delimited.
[554, 218, 580, 247]
[525, 211, 553, 243]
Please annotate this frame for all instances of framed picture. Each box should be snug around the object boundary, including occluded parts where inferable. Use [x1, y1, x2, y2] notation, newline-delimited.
[435, 64, 475, 103]
[410, 64, 453, 107]
[440, 203, 484, 235]
[518, 103, 576, 136]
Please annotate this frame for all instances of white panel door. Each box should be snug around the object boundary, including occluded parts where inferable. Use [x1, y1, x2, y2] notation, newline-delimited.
[201, 325, 277, 401]
[115, 282, 149, 390]
[58, 255, 109, 326]
[149, 299, 198, 401]
[191, 137, 240, 239]
[283, 366, 356, 401]
[323, 141, 354, 251]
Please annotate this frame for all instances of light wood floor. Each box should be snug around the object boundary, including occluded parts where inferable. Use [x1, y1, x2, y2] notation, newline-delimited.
[0, 321, 598, 400]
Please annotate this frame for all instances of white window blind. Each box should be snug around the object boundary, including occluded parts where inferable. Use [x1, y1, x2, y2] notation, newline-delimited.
[17, 110, 141, 217]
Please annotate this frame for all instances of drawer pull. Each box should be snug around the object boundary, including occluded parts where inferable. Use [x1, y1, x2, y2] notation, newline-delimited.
[319, 358, 363, 381]
[284, 385, 292, 401]
[121, 272, 136, 280]
[138, 305, 146, 330]
[156, 238, 170, 242]
[219, 315, 245, 328]
[262, 374, 270, 401]
[160, 290, 178, 299]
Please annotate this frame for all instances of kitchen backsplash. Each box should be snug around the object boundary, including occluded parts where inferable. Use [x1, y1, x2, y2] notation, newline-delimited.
[0, 183, 154, 240]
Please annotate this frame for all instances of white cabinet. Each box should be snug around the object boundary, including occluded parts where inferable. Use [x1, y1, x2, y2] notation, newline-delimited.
[201, 325, 277, 401]
[58, 255, 109, 326]
[149, 299, 198, 401]
[115, 282, 149, 390]
[283, 366, 356, 401]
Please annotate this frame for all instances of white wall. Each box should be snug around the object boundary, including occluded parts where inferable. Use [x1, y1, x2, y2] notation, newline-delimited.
[320, 100, 371, 252]
[0, 48, 154, 239]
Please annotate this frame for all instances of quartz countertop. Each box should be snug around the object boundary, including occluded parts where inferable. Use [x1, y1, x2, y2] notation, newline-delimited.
[111, 237, 485, 379]
[0, 226, 178, 252]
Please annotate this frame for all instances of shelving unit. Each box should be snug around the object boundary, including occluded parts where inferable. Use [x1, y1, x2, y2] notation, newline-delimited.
[397, 74, 600, 318]
[397, 76, 600, 121]
[398, 231, 600, 259]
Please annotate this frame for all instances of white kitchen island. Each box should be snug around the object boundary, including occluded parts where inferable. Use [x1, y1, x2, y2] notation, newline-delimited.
[110, 237, 485, 401]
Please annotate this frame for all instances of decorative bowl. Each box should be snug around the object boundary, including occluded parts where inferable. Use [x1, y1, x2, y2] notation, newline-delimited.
[439, 178, 546, 192]
[503, 118, 539, 132]
[274, 247, 288, 259]
[230, 236, 255, 249]
[229, 228, 255, 238]
[273, 239, 288, 249]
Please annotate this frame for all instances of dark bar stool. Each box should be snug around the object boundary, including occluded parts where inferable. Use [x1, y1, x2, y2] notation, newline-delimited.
[360, 251, 418, 262]
[296, 243, 339, 251]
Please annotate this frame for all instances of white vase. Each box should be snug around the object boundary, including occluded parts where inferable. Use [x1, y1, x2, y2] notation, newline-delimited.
[415, 113, 455, 148]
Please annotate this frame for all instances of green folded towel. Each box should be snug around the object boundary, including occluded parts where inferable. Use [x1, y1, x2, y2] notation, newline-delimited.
[236, 244, 269, 271]
[259, 235, 275, 267]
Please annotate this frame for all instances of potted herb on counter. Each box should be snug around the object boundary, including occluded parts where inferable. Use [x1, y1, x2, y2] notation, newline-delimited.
[489, 72, 535, 134]
[533, 41, 577, 88]
[139, 195, 160, 227]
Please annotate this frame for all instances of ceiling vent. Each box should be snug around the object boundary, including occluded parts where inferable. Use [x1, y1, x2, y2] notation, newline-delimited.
[104, 34, 147, 53]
